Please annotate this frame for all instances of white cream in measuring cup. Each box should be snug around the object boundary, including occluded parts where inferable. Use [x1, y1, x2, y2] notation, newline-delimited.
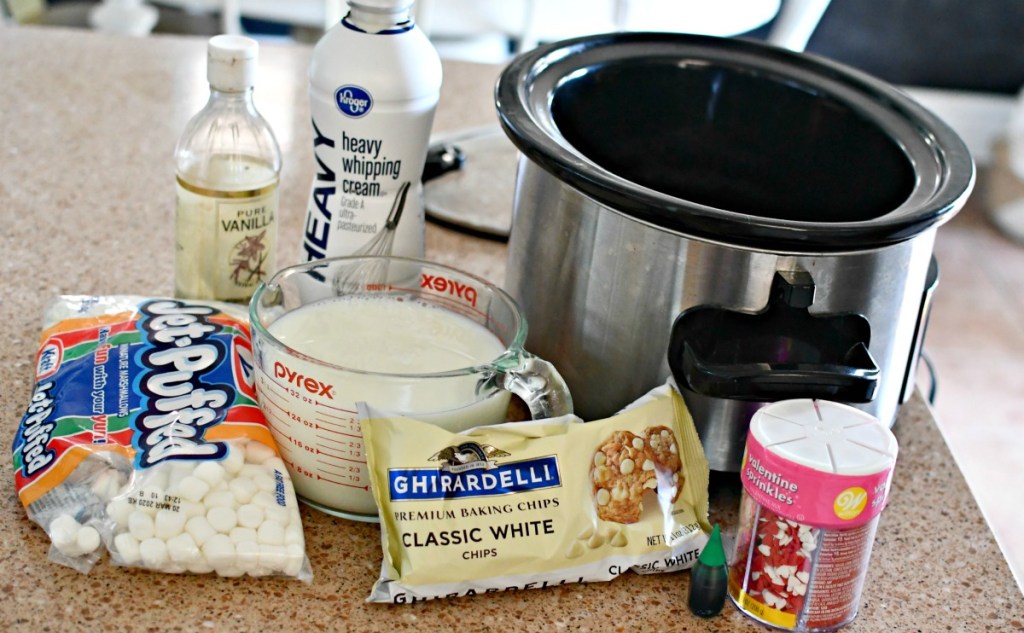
[249, 256, 573, 521]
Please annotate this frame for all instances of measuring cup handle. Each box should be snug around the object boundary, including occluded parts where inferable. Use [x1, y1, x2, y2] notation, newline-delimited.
[498, 352, 574, 419]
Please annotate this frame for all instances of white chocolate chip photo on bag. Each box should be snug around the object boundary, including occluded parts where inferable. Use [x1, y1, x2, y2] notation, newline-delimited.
[590, 425, 685, 524]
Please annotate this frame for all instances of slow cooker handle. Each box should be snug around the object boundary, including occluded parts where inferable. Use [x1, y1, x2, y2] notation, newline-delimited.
[679, 341, 879, 402]
[668, 271, 880, 403]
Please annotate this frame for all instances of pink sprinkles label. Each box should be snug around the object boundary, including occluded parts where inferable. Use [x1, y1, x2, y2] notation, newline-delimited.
[741, 433, 894, 530]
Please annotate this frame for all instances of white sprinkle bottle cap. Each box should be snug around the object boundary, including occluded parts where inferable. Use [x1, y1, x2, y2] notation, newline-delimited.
[750, 399, 897, 476]
[207, 34, 259, 92]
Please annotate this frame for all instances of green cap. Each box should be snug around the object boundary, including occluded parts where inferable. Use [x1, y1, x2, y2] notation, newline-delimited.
[698, 524, 726, 567]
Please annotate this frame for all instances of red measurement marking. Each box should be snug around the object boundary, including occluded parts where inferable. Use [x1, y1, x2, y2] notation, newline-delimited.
[257, 383, 292, 409]
[315, 473, 368, 490]
[263, 410, 290, 432]
[315, 412, 351, 423]
[315, 425, 360, 438]
[259, 394, 295, 422]
[316, 452, 367, 465]
[314, 400, 357, 414]
[315, 435, 351, 446]
[315, 416, 357, 429]
[318, 466, 360, 479]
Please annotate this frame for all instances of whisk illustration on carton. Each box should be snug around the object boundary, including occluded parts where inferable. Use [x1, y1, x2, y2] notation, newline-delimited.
[333, 181, 411, 292]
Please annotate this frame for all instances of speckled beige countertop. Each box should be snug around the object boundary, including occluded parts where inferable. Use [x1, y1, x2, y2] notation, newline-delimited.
[0, 27, 1022, 632]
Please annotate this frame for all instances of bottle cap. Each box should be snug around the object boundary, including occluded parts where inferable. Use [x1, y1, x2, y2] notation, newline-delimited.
[207, 35, 258, 92]
[698, 524, 726, 567]
[347, 0, 415, 12]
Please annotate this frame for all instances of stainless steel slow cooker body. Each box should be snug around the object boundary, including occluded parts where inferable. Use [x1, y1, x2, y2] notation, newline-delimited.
[496, 33, 974, 470]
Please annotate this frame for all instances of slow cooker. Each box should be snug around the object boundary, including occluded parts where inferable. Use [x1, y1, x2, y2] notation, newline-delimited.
[496, 33, 974, 470]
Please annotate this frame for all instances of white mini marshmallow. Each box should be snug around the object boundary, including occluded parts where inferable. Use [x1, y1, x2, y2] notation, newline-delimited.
[229, 477, 258, 505]
[218, 567, 245, 578]
[229, 527, 258, 544]
[284, 524, 305, 546]
[222, 443, 245, 474]
[258, 544, 288, 572]
[257, 521, 285, 546]
[154, 509, 186, 540]
[203, 490, 236, 509]
[187, 560, 214, 574]
[76, 526, 101, 554]
[263, 505, 290, 526]
[113, 533, 141, 565]
[201, 533, 235, 568]
[193, 461, 226, 487]
[162, 564, 187, 574]
[185, 516, 217, 547]
[171, 461, 196, 480]
[235, 540, 260, 571]
[49, 514, 82, 550]
[139, 537, 169, 569]
[180, 501, 207, 519]
[283, 544, 304, 577]
[106, 499, 134, 528]
[253, 472, 277, 493]
[236, 504, 263, 529]
[128, 511, 155, 541]
[166, 532, 201, 565]
[176, 476, 211, 504]
[251, 491, 278, 509]
[207, 506, 238, 534]
[238, 464, 265, 480]
[244, 441, 276, 465]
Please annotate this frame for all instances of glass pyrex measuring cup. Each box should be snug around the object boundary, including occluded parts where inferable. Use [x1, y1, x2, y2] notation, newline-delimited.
[249, 256, 573, 521]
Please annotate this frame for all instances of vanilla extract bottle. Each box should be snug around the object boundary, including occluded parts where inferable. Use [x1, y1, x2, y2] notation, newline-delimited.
[175, 35, 281, 302]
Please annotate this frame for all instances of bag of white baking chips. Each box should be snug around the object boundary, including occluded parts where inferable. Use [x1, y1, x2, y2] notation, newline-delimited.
[12, 296, 312, 581]
[359, 383, 711, 603]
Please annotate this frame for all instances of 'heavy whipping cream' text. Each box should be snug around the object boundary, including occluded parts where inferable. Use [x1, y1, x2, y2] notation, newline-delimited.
[302, 121, 406, 262]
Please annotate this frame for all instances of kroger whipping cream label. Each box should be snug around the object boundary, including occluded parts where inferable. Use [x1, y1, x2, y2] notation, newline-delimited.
[359, 385, 713, 604]
[301, 20, 440, 263]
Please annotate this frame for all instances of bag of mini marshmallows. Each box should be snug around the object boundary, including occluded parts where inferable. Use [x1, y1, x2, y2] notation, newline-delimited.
[359, 383, 711, 603]
[12, 296, 311, 581]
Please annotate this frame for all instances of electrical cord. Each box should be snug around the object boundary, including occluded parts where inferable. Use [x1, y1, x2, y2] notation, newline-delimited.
[919, 350, 938, 405]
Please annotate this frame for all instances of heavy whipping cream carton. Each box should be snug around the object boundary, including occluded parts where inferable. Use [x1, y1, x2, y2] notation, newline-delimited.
[301, 0, 441, 263]
[360, 384, 711, 603]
